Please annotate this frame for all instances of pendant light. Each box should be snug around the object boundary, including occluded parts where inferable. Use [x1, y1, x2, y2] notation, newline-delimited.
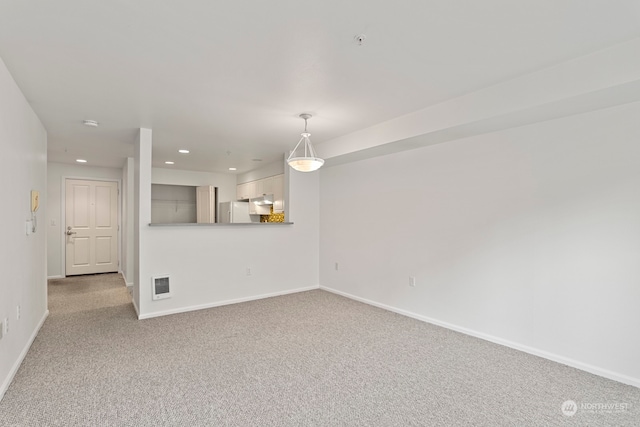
[287, 114, 324, 172]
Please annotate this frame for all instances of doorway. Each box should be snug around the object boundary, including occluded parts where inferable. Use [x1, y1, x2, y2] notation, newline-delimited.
[65, 179, 119, 276]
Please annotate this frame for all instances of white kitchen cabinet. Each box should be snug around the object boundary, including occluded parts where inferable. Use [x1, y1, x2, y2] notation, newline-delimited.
[251, 180, 262, 199]
[237, 174, 285, 213]
[236, 183, 247, 200]
[272, 174, 285, 213]
[247, 181, 257, 199]
[237, 181, 257, 200]
[251, 176, 274, 198]
[260, 176, 274, 196]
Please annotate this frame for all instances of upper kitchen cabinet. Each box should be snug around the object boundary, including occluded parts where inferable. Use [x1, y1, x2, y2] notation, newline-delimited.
[257, 176, 274, 197]
[236, 181, 256, 200]
[236, 174, 285, 213]
[237, 175, 281, 200]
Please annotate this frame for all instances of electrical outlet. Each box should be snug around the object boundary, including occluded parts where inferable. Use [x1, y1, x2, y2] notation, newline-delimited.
[246, 267, 252, 276]
[16, 305, 20, 320]
[409, 276, 416, 287]
[335, 262, 339, 271]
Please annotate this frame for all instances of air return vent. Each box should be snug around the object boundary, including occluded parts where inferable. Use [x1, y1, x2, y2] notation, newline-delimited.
[152, 275, 172, 300]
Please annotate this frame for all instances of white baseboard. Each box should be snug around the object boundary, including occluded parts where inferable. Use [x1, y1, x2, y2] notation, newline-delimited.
[132, 298, 140, 318]
[138, 285, 319, 320]
[120, 271, 133, 288]
[47, 275, 63, 280]
[320, 286, 640, 389]
[0, 310, 49, 402]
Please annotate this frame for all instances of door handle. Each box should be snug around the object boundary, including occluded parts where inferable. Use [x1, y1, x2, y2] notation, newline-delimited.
[66, 226, 76, 236]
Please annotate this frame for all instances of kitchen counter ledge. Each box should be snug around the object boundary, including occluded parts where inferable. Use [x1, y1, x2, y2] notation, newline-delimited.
[149, 222, 293, 226]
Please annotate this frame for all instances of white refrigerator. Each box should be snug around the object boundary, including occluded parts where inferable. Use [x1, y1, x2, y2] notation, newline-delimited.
[219, 201, 259, 223]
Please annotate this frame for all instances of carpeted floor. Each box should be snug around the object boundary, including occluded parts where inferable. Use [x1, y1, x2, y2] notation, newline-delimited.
[0, 274, 638, 426]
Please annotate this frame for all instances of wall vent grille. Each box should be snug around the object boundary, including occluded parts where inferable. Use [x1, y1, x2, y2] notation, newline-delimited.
[152, 275, 171, 300]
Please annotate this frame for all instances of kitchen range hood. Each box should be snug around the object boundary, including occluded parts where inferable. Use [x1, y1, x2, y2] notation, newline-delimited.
[251, 194, 274, 206]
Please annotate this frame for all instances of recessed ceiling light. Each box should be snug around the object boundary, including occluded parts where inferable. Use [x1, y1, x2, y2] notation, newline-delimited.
[178, 149, 190, 154]
[165, 161, 175, 165]
[76, 159, 87, 163]
[83, 120, 99, 127]
[228, 167, 237, 171]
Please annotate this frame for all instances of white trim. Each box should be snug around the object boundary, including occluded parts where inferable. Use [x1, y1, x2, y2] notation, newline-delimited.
[0, 310, 49, 402]
[320, 286, 640, 389]
[131, 298, 140, 317]
[138, 285, 319, 320]
[120, 271, 133, 288]
[47, 275, 64, 280]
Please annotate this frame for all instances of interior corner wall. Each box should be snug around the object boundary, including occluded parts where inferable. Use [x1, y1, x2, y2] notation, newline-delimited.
[134, 129, 153, 315]
[122, 158, 135, 286]
[46, 162, 123, 279]
[0, 56, 48, 401]
[319, 102, 640, 387]
[137, 161, 319, 319]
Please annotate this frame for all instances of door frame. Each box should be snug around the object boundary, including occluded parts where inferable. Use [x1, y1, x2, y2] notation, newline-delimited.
[60, 176, 122, 278]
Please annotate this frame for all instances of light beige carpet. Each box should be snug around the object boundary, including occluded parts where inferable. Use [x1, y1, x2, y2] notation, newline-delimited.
[0, 273, 638, 426]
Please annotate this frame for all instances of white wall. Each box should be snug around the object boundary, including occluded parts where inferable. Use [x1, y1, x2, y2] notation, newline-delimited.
[151, 184, 197, 224]
[46, 162, 123, 278]
[152, 167, 237, 204]
[319, 102, 640, 387]
[0, 57, 48, 400]
[237, 158, 285, 184]
[137, 151, 319, 318]
[133, 129, 153, 315]
[122, 158, 134, 286]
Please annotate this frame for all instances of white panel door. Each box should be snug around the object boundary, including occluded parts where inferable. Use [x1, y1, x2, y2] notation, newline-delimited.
[196, 185, 215, 223]
[65, 179, 118, 276]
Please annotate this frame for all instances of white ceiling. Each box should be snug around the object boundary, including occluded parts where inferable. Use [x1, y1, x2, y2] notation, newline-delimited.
[1, 1, 639, 173]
